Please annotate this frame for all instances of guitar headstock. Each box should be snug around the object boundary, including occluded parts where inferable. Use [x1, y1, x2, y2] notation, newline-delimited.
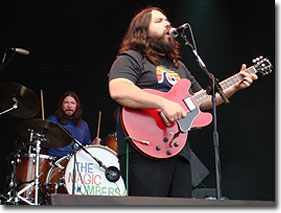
[252, 56, 273, 77]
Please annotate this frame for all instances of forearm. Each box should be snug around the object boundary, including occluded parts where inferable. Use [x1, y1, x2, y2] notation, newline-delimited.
[199, 86, 238, 111]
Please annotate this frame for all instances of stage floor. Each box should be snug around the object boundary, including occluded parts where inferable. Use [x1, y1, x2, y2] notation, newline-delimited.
[50, 194, 275, 206]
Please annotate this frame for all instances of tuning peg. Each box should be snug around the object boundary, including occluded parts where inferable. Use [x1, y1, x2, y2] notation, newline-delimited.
[253, 57, 260, 64]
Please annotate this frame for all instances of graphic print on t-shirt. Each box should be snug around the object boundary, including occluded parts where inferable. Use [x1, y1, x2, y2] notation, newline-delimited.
[156, 65, 181, 92]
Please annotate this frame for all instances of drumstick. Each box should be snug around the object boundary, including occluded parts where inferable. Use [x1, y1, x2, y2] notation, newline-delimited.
[96, 111, 102, 138]
[40, 89, 45, 120]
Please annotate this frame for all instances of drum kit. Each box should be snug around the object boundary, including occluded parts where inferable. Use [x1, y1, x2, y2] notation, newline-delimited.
[0, 82, 125, 205]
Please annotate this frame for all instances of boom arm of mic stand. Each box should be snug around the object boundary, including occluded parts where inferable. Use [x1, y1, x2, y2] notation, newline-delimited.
[57, 125, 108, 170]
[182, 37, 230, 104]
[73, 138, 107, 170]
[59, 126, 119, 182]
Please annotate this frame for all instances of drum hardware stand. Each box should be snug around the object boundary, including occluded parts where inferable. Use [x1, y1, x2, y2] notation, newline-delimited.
[0, 96, 19, 117]
[33, 132, 42, 205]
[6, 135, 32, 205]
[7, 144, 26, 205]
[9, 172, 44, 205]
[7, 130, 46, 205]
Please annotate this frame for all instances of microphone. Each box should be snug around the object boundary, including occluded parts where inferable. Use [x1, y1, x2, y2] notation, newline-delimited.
[105, 166, 120, 183]
[169, 23, 189, 38]
[9, 48, 30, 55]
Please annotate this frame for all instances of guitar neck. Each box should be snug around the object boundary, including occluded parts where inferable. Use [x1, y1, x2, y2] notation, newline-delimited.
[191, 66, 257, 106]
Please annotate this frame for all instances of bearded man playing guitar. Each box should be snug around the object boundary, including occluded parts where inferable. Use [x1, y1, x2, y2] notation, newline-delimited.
[108, 7, 260, 198]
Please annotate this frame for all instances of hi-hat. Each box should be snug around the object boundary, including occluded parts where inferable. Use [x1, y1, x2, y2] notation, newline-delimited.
[18, 118, 73, 148]
[0, 82, 40, 118]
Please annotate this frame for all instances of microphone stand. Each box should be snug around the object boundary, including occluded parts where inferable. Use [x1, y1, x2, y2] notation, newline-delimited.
[72, 138, 120, 183]
[179, 26, 229, 200]
[0, 49, 16, 74]
[56, 124, 120, 185]
[71, 143, 78, 195]
[74, 139, 107, 169]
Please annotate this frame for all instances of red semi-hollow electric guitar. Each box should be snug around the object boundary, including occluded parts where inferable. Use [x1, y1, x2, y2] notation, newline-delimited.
[121, 57, 272, 159]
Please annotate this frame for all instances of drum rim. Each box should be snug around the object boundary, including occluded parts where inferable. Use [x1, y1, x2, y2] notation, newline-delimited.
[45, 154, 71, 185]
[83, 144, 117, 156]
[22, 153, 53, 160]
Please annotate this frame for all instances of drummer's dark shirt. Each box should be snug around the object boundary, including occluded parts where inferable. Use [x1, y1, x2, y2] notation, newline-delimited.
[47, 115, 92, 157]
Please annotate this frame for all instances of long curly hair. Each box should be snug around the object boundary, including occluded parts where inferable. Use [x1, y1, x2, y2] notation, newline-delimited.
[118, 6, 181, 68]
[55, 91, 83, 126]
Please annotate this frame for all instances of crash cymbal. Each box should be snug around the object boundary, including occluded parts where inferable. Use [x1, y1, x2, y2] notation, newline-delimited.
[0, 82, 40, 118]
[18, 118, 73, 148]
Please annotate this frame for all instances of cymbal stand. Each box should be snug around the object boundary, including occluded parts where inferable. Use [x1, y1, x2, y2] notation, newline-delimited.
[0, 97, 18, 116]
[33, 132, 42, 205]
[15, 172, 43, 205]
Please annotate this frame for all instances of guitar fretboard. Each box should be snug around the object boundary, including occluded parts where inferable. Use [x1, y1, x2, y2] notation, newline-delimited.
[191, 66, 257, 106]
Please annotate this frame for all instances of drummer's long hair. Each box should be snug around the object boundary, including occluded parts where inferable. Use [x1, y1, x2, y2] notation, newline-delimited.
[118, 6, 181, 68]
[55, 91, 83, 126]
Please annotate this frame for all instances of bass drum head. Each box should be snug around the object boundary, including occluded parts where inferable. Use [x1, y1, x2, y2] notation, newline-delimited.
[65, 145, 126, 196]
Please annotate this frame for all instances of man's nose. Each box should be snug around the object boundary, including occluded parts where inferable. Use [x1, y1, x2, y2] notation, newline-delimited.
[164, 20, 171, 28]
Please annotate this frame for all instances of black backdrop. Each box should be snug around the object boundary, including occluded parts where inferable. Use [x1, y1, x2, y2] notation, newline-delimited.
[0, 0, 275, 201]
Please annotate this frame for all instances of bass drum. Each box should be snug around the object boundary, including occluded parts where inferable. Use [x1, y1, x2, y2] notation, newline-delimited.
[46, 145, 126, 196]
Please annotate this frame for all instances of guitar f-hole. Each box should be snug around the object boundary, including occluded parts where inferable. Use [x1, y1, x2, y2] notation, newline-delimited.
[168, 131, 180, 148]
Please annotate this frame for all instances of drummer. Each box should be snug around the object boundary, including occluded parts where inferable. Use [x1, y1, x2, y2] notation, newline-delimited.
[47, 91, 101, 157]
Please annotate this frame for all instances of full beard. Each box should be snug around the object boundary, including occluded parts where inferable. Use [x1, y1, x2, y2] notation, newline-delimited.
[63, 110, 75, 120]
[148, 33, 176, 54]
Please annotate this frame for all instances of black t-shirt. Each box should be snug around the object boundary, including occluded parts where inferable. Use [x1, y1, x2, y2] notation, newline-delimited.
[108, 50, 202, 161]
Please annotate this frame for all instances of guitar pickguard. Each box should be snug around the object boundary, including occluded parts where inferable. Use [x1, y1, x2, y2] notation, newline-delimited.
[177, 107, 200, 133]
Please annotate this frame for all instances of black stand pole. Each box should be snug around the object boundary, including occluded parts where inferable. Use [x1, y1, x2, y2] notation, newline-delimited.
[179, 27, 229, 200]
[72, 144, 79, 195]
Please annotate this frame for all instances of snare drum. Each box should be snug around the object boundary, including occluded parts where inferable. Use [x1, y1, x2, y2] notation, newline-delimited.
[15, 153, 53, 201]
[46, 145, 126, 196]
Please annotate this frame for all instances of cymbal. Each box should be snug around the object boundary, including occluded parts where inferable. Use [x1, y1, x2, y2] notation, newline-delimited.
[18, 118, 73, 148]
[0, 82, 40, 118]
